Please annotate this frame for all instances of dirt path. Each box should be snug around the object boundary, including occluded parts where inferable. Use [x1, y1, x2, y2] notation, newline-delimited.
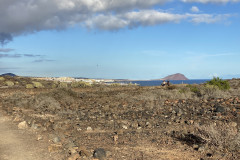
[0, 112, 61, 160]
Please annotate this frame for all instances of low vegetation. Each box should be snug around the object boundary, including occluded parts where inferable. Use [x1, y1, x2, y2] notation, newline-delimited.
[32, 81, 44, 88]
[70, 81, 92, 88]
[205, 77, 230, 90]
[5, 81, 14, 87]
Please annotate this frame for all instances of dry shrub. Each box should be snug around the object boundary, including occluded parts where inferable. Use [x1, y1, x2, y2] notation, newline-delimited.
[71, 81, 92, 88]
[177, 84, 232, 100]
[31, 95, 61, 111]
[166, 85, 177, 90]
[229, 88, 240, 96]
[195, 122, 239, 152]
[130, 88, 196, 102]
[110, 83, 121, 87]
[200, 85, 231, 99]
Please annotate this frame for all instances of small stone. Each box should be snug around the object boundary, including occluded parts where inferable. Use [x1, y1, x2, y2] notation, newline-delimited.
[68, 153, 80, 160]
[189, 120, 194, 124]
[198, 146, 205, 152]
[87, 126, 93, 131]
[53, 136, 61, 143]
[37, 135, 43, 141]
[122, 125, 128, 129]
[113, 134, 118, 144]
[18, 121, 28, 129]
[93, 148, 106, 160]
[230, 122, 237, 127]
[146, 122, 152, 128]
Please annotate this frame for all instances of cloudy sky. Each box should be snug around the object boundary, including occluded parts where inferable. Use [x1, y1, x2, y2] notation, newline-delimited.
[0, 0, 239, 79]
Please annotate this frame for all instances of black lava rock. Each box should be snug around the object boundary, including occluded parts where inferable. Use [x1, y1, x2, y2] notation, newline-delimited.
[93, 148, 106, 160]
[214, 105, 225, 113]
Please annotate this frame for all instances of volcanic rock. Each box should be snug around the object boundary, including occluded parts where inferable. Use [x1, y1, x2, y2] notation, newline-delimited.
[93, 148, 106, 160]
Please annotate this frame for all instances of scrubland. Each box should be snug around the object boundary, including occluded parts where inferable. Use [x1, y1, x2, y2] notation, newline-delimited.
[0, 76, 240, 159]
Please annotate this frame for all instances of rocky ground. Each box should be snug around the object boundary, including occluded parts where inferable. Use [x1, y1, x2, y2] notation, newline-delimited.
[0, 76, 240, 159]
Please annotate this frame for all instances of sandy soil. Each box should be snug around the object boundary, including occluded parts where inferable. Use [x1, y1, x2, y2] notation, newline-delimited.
[0, 111, 61, 160]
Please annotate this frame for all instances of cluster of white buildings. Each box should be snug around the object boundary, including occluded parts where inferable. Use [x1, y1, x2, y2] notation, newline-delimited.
[36, 77, 114, 84]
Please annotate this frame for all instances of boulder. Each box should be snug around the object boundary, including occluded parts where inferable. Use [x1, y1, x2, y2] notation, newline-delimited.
[93, 148, 106, 160]
[18, 121, 28, 129]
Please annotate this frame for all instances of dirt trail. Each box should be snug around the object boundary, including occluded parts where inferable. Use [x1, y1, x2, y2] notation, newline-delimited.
[0, 112, 60, 160]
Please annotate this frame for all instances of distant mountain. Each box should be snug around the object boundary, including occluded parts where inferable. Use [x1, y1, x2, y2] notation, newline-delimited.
[1, 73, 17, 77]
[162, 73, 189, 80]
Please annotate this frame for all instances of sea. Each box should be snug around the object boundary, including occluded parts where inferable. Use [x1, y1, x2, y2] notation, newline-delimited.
[116, 79, 210, 86]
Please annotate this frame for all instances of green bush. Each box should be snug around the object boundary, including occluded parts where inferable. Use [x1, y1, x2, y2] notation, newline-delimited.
[0, 77, 5, 81]
[32, 81, 44, 88]
[51, 83, 58, 88]
[205, 77, 230, 90]
[59, 82, 68, 88]
[26, 84, 34, 89]
[5, 81, 14, 87]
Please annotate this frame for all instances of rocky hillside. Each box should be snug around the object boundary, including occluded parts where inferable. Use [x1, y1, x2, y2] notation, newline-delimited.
[162, 73, 189, 80]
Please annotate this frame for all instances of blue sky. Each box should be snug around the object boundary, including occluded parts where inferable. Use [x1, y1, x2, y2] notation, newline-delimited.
[0, 0, 240, 79]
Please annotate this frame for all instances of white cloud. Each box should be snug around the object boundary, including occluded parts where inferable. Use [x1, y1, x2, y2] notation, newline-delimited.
[188, 13, 231, 24]
[0, 0, 168, 36]
[182, 0, 240, 3]
[191, 6, 200, 13]
[0, 0, 234, 44]
[86, 10, 231, 30]
[85, 14, 129, 30]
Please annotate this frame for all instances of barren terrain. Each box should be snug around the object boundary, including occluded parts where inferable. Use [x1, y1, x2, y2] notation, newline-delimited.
[0, 76, 240, 159]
